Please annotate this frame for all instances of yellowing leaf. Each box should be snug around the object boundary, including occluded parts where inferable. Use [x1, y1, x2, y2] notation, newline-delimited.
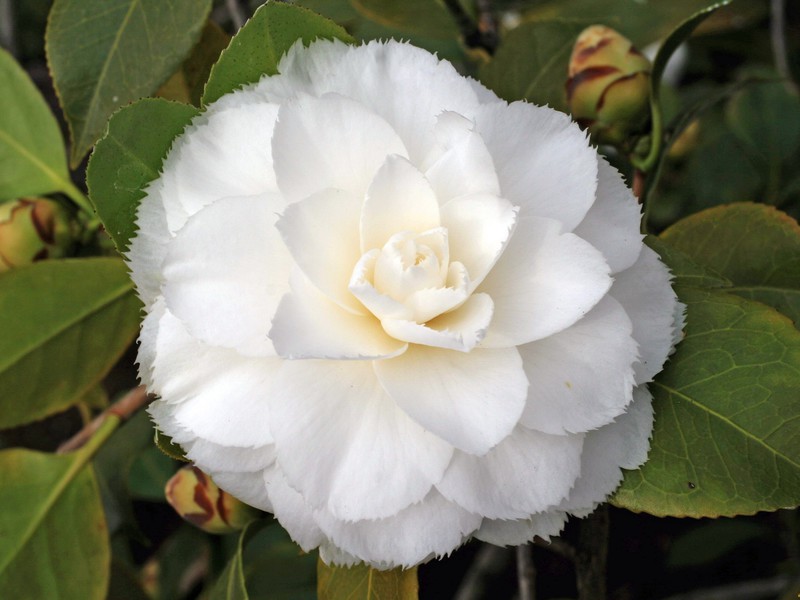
[318, 560, 418, 600]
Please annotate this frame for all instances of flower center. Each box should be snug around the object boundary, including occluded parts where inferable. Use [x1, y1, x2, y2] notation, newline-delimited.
[373, 229, 449, 303]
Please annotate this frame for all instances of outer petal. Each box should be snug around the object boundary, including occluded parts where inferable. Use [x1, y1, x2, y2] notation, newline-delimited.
[270, 269, 407, 360]
[261, 40, 482, 164]
[375, 346, 527, 455]
[314, 490, 482, 569]
[276, 188, 365, 314]
[360, 155, 440, 253]
[272, 92, 408, 202]
[382, 293, 494, 352]
[147, 306, 278, 448]
[265, 465, 325, 551]
[480, 216, 612, 347]
[158, 95, 280, 233]
[436, 426, 584, 520]
[518, 295, 638, 435]
[268, 360, 453, 521]
[610, 245, 682, 384]
[162, 194, 289, 357]
[127, 184, 171, 307]
[573, 157, 643, 274]
[209, 471, 273, 513]
[474, 101, 597, 231]
[184, 439, 276, 474]
[440, 193, 517, 291]
[561, 386, 654, 516]
[475, 511, 568, 546]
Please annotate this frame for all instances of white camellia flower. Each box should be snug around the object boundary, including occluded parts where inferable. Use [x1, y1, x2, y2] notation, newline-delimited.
[130, 39, 683, 569]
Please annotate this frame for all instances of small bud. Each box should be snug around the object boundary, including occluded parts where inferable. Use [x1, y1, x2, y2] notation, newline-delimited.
[165, 465, 261, 534]
[567, 25, 651, 145]
[0, 198, 73, 272]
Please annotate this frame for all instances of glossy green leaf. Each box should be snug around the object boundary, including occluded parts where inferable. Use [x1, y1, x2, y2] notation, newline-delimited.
[208, 521, 266, 600]
[154, 427, 189, 462]
[0, 48, 70, 200]
[349, 0, 458, 40]
[46, 0, 211, 167]
[202, 2, 354, 106]
[318, 561, 418, 600]
[613, 287, 800, 517]
[644, 237, 731, 290]
[0, 448, 109, 599]
[244, 524, 316, 600]
[478, 19, 589, 111]
[661, 203, 800, 325]
[87, 98, 199, 252]
[0, 259, 141, 428]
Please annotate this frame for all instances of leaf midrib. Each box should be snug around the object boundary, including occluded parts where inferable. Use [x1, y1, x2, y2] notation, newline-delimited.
[0, 277, 134, 373]
[653, 381, 800, 471]
[0, 128, 67, 197]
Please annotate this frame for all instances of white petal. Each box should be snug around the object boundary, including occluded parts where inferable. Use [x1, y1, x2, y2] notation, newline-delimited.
[349, 250, 414, 320]
[159, 96, 280, 233]
[382, 293, 494, 352]
[375, 346, 527, 455]
[276, 188, 365, 314]
[518, 295, 638, 435]
[480, 216, 612, 347]
[475, 511, 568, 546]
[209, 470, 273, 512]
[360, 155, 440, 253]
[437, 426, 584, 520]
[272, 92, 407, 202]
[318, 544, 361, 568]
[162, 194, 288, 357]
[422, 111, 501, 202]
[136, 295, 165, 388]
[265, 465, 325, 551]
[474, 101, 597, 231]
[148, 307, 278, 447]
[184, 439, 276, 473]
[573, 157, 643, 274]
[127, 183, 171, 307]
[314, 490, 481, 569]
[262, 39, 481, 165]
[268, 360, 453, 520]
[270, 269, 407, 360]
[610, 245, 681, 384]
[440, 193, 517, 290]
[561, 386, 654, 516]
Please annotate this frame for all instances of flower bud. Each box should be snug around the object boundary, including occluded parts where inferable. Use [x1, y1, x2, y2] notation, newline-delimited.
[567, 25, 651, 145]
[165, 465, 260, 534]
[0, 198, 73, 272]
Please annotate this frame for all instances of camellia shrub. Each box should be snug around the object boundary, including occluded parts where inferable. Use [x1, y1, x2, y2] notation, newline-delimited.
[1, 1, 799, 599]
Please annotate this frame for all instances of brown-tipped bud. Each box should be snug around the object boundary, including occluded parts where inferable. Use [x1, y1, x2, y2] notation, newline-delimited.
[567, 25, 651, 145]
[0, 198, 73, 272]
[165, 465, 261, 534]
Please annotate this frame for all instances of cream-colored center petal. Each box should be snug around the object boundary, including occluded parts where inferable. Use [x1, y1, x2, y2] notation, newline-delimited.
[373, 228, 449, 304]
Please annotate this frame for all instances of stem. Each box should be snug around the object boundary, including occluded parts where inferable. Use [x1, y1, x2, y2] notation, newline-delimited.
[516, 545, 536, 600]
[441, 0, 498, 55]
[61, 180, 95, 217]
[58, 385, 150, 453]
[575, 506, 609, 600]
[770, 0, 796, 91]
[453, 545, 511, 600]
[225, 0, 247, 30]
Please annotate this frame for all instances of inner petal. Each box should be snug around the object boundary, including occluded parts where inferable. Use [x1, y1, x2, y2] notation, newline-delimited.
[373, 229, 449, 303]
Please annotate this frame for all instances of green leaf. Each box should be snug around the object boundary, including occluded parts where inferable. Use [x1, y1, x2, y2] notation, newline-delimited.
[128, 445, 178, 501]
[244, 524, 317, 600]
[87, 98, 199, 252]
[209, 521, 267, 600]
[349, 0, 459, 40]
[46, 0, 212, 167]
[478, 19, 589, 111]
[318, 561, 418, 600]
[644, 237, 731, 290]
[202, 2, 354, 106]
[0, 259, 141, 428]
[661, 203, 800, 325]
[0, 48, 70, 200]
[0, 448, 109, 599]
[613, 287, 800, 517]
[666, 519, 770, 568]
[154, 427, 189, 462]
[726, 80, 800, 165]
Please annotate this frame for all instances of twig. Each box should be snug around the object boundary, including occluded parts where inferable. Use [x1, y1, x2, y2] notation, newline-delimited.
[441, 0, 498, 55]
[516, 545, 536, 600]
[534, 536, 576, 562]
[57, 385, 150, 453]
[770, 0, 796, 92]
[0, 0, 16, 57]
[575, 506, 609, 600]
[225, 0, 248, 30]
[453, 544, 512, 600]
[661, 574, 796, 600]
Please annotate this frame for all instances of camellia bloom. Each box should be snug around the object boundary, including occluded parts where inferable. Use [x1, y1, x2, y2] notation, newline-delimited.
[130, 39, 682, 569]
